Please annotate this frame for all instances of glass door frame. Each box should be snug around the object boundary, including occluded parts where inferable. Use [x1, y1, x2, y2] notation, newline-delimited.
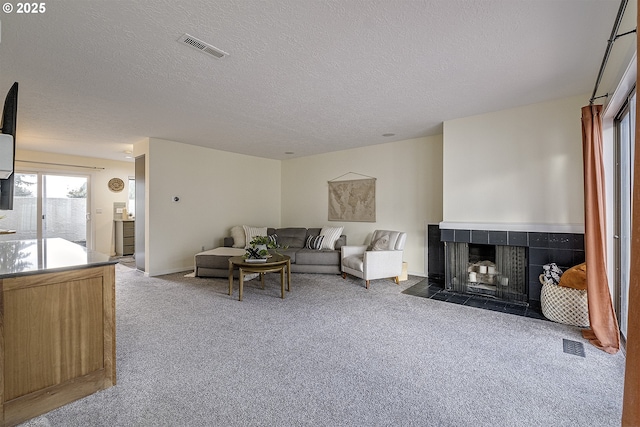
[14, 168, 92, 248]
[613, 86, 636, 343]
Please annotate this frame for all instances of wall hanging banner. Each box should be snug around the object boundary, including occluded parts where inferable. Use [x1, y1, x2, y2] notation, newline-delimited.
[328, 177, 376, 222]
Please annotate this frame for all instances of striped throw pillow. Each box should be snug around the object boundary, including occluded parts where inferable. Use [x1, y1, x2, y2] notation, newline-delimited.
[243, 225, 268, 248]
[305, 235, 324, 250]
[319, 226, 343, 250]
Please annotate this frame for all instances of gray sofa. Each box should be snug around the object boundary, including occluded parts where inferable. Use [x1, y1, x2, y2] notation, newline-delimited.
[195, 227, 346, 278]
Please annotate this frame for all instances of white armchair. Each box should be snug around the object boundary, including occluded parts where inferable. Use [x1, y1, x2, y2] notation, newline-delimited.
[341, 230, 407, 289]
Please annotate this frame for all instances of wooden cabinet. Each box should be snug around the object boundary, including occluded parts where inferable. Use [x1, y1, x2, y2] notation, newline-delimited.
[0, 264, 116, 426]
[115, 220, 135, 256]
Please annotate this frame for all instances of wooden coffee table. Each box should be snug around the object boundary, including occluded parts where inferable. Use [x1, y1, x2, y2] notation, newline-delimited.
[228, 254, 291, 301]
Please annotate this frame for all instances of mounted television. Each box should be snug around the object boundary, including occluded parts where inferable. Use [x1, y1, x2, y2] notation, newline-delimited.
[0, 82, 18, 210]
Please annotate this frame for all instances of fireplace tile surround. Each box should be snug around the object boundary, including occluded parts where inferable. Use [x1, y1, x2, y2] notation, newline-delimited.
[432, 224, 585, 307]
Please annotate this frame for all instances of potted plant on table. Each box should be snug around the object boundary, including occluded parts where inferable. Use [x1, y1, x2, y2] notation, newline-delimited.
[244, 235, 288, 262]
[244, 236, 275, 262]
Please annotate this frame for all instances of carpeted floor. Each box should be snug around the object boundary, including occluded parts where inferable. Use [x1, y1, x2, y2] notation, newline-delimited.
[111, 255, 136, 269]
[19, 265, 625, 426]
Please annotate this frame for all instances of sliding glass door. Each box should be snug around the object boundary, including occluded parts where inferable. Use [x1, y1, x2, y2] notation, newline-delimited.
[0, 173, 37, 240]
[0, 172, 90, 246]
[43, 174, 88, 245]
[614, 88, 636, 341]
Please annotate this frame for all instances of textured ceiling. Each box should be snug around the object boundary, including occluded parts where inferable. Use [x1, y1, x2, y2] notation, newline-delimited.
[0, 0, 636, 162]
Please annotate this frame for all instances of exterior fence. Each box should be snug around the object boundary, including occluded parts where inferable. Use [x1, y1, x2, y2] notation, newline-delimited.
[0, 197, 87, 244]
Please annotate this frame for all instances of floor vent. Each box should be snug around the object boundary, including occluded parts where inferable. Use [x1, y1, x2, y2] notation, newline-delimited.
[563, 339, 586, 357]
[177, 34, 228, 59]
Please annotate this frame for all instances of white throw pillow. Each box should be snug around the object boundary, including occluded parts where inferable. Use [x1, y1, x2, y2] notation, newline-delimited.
[319, 226, 343, 250]
[243, 225, 268, 248]
[369, 234, 391, 251]
[230, 225, 245, 248]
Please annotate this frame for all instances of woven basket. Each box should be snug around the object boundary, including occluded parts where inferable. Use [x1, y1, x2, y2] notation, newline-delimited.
[539, 275, 589, 327]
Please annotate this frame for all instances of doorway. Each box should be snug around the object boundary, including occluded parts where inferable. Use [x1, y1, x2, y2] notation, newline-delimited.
[0, 172, 90, 246]
[134, 155, 145, 271]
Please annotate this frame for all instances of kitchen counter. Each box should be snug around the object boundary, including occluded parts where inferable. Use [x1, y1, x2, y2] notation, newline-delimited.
[0, 238, 117, 426]
[0, 238, 115, 278]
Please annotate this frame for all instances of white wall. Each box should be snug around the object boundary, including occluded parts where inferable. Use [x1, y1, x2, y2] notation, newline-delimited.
[13, 149, 134, 256]
[281, 136, 443, 276]
[137, 138, 281, 276]
[443, 94, 587, 228]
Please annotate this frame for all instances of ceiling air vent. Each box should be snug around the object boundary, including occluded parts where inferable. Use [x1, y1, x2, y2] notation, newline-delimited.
[177, 34, 228, 59]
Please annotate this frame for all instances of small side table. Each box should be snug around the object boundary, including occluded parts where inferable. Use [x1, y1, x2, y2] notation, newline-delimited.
[228, 254, 291, 301]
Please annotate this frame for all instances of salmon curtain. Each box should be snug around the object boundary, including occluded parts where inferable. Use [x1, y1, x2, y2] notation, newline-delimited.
[580, 104, 620, 354]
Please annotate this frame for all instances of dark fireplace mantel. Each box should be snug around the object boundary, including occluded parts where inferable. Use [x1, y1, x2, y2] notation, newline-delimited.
[435, 223, 585, 307]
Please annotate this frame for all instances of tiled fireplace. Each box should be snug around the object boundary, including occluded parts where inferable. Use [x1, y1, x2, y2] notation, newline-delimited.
[436, 224, 585, 308]
[445, 241, 528, 304]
